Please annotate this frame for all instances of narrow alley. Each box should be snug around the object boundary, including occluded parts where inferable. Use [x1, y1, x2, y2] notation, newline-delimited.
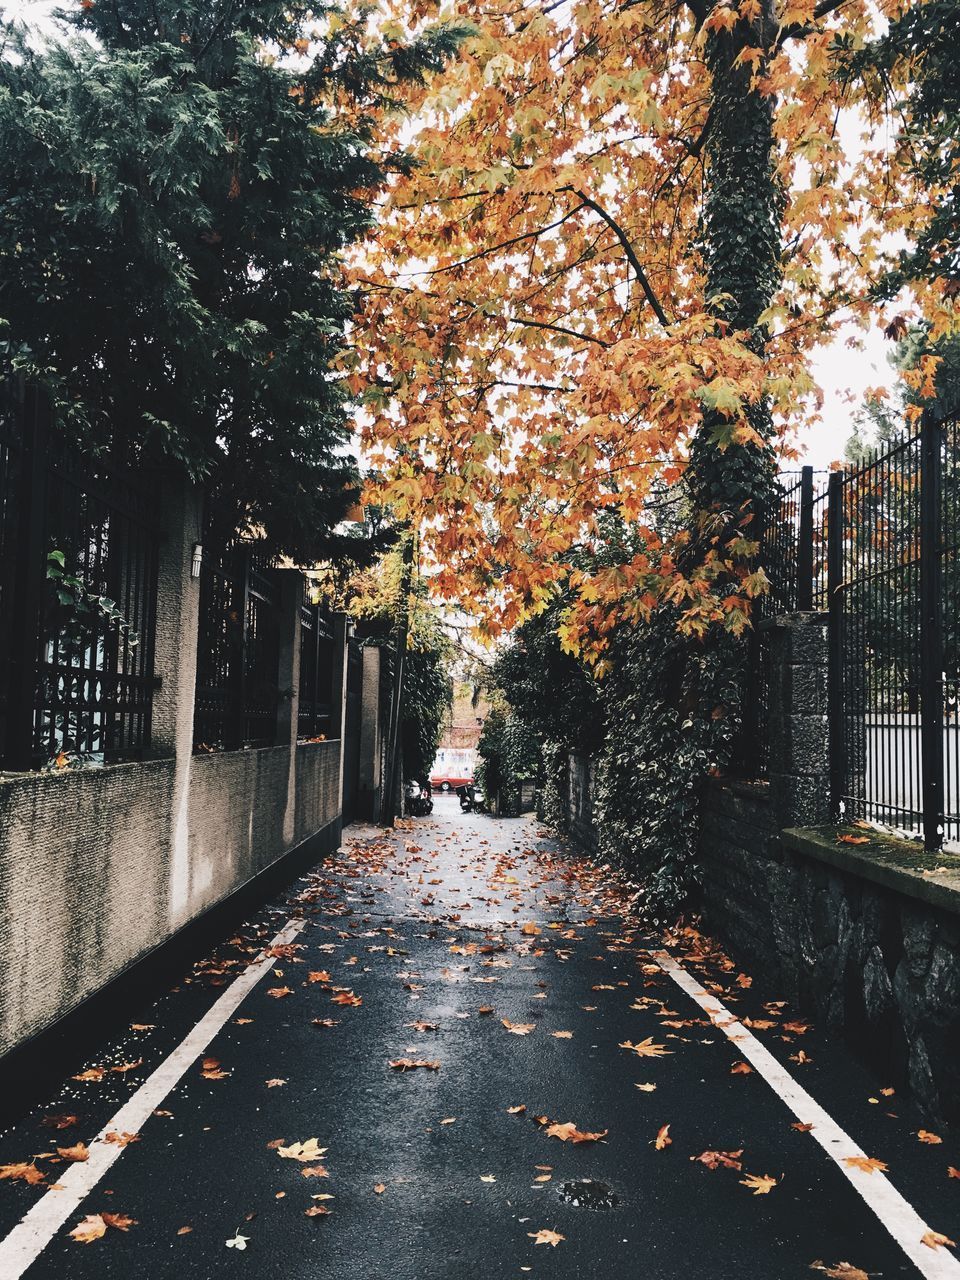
[0, 798, 957, 1279]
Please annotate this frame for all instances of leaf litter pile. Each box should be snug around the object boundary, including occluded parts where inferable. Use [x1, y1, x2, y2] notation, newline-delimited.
[0, 813, 956, 1273]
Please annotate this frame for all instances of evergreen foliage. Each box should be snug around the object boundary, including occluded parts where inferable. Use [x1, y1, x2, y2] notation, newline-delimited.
[0, 1, 467, 558]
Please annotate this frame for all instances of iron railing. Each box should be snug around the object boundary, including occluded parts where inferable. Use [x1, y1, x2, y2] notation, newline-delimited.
[0, 379, 160, 769]
[194, 534, 281, 752]
[749, 413, 960, 851]
[298, 601, 335, 740]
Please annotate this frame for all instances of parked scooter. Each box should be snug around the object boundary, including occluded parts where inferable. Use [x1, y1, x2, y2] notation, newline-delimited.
[404, 778, 433, 817]
[456, 784, 485, 814]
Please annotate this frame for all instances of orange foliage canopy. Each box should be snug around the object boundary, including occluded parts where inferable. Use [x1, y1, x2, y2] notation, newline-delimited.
[345, 0, 954, 656]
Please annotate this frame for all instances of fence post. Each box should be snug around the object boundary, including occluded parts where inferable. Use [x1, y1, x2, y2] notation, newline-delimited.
[151, 478, 204, 757]
[5, 384, 49, 770]
[797, 465, 814, 612]
[827, 471, 845, 819]
[919, 411, 945, 851]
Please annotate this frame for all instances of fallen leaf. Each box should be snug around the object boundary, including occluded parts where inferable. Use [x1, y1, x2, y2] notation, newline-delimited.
[478, 1006, 494, 1015]
[440, 1117, 456, 1125]
[72, 1068, 105, 1083]
[545, 1121, 607, 1144]
[69, 1212, 136, 1243]
[102, 1214, 136, 1231]
[480, 1174, 496, 1183]
[300, 1165, 330, 1178]
[620, 1038, 672, 1058]
[331, 992, 362, 1007]
[104, 1132, 139, 1146]
[57, 1144, 89, 1162]
[843, 1156, 888, 1174]
[225, 1233, 250, 1250]
[809, 1263, 869, 1279]
[130, 1024, 155, 1032]
[502, 1020, 535, 1035]
[177, 1225, 193, 1235]
[948, 1167, 960, 1179]
[405, 1020, 438, 1032]
[389, 1059, 440, 1071]
[528, 1228, 564, 1247]
[307, 971, 332, 984]
[277, 1139, 327, 1162]
[654, 1124, 672, 1150]
[922, 1230, 956, 1250]
[267, 986, 293, 999]
[635, 1083, 657, 1092]
[551, 1031, 573, 1039]
[730, 1061, 753, 1075]
[304, 1205, 331, 1217]
[918, 1130, 943, 1145]
[0, 1163, 45, 1185]
[312, 1018, 340, 1028]
[692, 1149, 743, 1170]
[374, 1184, 386, 1194]
[507, 1105, 527, 1114]
[41, 1114, 79, 1130]
[792, 1122, 814, 1133]
[110, 1060, 142, 1074]
[69, 1215, 107, 1244]
[740, 1172, 777, 1195]
[838, 834, 870, 845]
[521, 923, 541, 936]
[265, 1079, 287, 1088]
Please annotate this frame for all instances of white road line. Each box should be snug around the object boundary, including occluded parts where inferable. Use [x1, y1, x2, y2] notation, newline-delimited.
[0, 915, 307, 1278]
[655, 948, 960, 1280]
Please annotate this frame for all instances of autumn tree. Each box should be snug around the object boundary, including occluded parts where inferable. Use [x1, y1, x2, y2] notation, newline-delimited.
[0, 0, 467, 560]
[347, 0, 955, 905]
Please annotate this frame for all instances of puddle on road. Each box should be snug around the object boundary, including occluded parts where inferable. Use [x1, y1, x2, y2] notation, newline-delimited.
[556, 1179, 621, 1210]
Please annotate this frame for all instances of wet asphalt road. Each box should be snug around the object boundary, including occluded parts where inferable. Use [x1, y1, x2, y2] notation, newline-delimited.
[0, 795, 958, 1278]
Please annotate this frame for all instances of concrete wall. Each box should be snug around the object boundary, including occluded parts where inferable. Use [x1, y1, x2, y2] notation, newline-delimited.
[0, 741, 341, 1057]
[0, 478, 347, 1058]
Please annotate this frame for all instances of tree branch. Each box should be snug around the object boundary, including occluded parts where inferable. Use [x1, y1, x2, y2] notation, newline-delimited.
[775, 0, 850, 51]
[565, 188, 672, 328]
[507, 316, 611, 348]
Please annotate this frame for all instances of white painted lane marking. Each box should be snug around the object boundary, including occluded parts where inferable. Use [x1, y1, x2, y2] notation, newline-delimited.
[654, 948, 960, 1280]
[0, 916, 307, 1278]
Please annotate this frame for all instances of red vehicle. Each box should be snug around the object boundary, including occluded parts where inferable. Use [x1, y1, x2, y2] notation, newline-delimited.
[430, 747, 476, 792]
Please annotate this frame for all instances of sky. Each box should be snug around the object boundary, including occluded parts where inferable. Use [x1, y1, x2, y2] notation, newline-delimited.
[3, 0, 900, 474]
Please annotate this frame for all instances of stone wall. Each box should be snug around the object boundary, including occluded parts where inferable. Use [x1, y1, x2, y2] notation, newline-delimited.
[0, 740, 341, 1057]
[699, 783, 960, 1122]
[698, 610, 960, 1123]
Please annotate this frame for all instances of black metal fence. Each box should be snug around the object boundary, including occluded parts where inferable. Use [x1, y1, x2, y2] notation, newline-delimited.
[299, 602, 335, 740]
[0, 379, 160, 769]
[193, 535, 281, 752]
[752, 412, 960, 851]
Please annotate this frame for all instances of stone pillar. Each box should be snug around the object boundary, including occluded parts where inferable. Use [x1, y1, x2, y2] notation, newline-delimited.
[763, 612, 831, 829]
[150, 476, 203, 928]
[329, 613, 353, 837]
[273, 569, 304, 845]
[273, 570, 304, 748]
[357, 646, 382, 822]
[151, 478, 203, 758]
